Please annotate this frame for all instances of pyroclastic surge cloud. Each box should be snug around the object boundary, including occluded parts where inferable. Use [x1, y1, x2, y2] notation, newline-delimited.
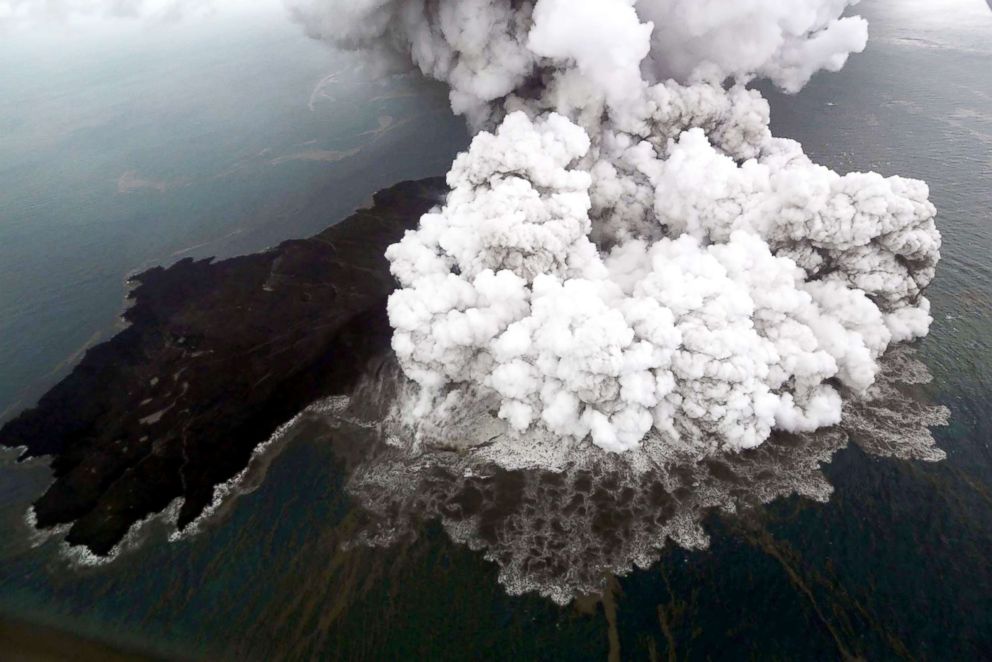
[291, 0, 940, 456]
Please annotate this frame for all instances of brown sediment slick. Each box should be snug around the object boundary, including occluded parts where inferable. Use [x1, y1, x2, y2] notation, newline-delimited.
[0, 178, 447, 557]
[327, 346, 947, 605]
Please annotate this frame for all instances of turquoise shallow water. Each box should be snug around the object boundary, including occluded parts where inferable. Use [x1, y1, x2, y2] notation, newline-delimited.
[1, 1, 992, 658]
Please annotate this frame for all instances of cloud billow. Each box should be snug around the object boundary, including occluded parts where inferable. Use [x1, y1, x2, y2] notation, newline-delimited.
[287, 0, 941, 460]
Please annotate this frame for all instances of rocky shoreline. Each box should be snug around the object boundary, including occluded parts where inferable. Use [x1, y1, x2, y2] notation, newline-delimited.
[0, 178, 446, 555]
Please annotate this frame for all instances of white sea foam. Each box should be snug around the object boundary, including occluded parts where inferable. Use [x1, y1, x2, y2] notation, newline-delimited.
[168, 396, 348, 543]
[58, 498, 184, 568]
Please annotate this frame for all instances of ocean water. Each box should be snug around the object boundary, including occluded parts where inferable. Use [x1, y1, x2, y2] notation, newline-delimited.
[0, 13, 468, 421]
[1, 1, 991, 659]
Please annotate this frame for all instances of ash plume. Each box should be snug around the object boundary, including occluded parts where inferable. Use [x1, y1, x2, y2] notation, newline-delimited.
[7, 0, 940, 460]
[290, 0, 940, 459]
[288, 0, 941, 459]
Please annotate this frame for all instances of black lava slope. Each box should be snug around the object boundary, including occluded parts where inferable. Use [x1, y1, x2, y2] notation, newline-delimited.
[0, 178, 445, 555]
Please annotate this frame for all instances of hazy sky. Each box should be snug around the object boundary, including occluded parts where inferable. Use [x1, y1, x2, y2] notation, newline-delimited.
[5, 0, 990, 38]
[0, 0, 285, 34]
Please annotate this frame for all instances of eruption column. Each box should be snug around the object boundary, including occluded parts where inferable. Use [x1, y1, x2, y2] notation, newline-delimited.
[291, 0, 940, 457]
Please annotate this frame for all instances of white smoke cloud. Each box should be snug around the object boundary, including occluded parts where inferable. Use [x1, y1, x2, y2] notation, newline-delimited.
[26, 0, 932, 459]
[636, 0, 869, 92]
[528, 0, 652, 105]
[288, 0, 940, 459]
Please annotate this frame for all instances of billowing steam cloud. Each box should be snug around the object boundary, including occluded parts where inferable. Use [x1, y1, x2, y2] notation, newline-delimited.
[290, 0, 940, 457]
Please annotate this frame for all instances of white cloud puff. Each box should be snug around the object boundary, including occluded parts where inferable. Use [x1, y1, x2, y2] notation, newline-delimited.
[291, 0, 940, 458]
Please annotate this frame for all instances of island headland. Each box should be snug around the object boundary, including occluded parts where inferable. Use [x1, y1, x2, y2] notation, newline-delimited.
[0, 178, 446, 556]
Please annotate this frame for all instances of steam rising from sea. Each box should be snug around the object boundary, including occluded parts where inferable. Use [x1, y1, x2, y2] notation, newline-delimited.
[4, 1, 949, 595]
[288, 0, 942, 460]
[281, 0, 949, 603]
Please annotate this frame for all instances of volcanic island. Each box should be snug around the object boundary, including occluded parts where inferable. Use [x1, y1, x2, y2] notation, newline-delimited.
[0, 178, 446, 556]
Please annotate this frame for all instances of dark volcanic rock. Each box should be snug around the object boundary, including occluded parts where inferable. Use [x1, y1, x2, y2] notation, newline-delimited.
[0, 178, 446, 555]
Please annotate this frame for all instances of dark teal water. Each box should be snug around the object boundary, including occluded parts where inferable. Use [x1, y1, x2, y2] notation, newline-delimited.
[1, 1, 991, 659]
[0, 13, 468, 421]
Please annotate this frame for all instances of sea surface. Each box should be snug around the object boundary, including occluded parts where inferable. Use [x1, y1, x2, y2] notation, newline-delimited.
[0, 12, 468, 420]
[1, 1, 991, 658]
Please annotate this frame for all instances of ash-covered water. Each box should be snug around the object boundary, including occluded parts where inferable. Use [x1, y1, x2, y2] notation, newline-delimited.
[322, 345, 946, 604]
